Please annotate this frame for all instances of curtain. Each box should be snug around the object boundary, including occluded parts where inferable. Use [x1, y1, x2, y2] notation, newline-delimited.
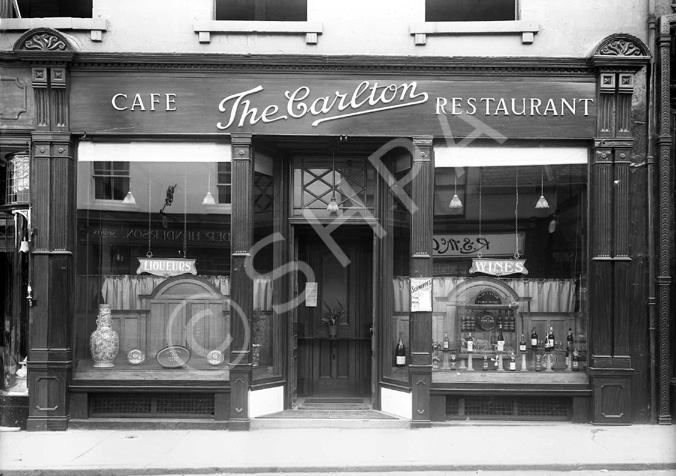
[98, 275, 272, 311]
[393, 277, 576, 313]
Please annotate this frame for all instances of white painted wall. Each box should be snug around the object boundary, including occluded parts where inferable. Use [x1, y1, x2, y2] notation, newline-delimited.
[0, 0, 652, 57]
[249, 385, 285, 418]
[381, 387, 412, 419]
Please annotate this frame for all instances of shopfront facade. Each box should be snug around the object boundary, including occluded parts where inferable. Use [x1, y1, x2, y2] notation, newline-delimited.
[0, 24, 669, 430]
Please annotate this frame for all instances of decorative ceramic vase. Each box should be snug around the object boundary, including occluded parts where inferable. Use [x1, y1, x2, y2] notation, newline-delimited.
[90, 304, 119, 368]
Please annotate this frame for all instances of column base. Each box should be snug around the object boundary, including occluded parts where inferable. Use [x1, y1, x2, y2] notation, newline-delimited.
[27, 416, 70, 431]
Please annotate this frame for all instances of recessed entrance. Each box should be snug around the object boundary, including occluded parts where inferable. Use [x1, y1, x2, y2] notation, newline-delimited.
[295, 226, 373, 398]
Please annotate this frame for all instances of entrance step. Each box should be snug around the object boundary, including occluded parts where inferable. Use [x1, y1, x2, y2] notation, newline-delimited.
[252, 397, 409, 429]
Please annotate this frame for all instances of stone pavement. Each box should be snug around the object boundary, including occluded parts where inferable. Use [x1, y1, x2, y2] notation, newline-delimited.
[0, 422, 675, 475]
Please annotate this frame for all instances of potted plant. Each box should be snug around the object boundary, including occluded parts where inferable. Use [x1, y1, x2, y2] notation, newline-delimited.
[321, 298, 346, 338]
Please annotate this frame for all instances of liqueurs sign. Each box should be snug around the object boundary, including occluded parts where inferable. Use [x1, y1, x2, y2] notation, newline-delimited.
[217, 81, 429, 129]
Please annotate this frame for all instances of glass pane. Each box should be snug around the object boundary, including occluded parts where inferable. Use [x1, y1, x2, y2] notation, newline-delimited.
[426, 0, 516, 22]
[432, 160, 588, 376]
[75, 159, 232, 378]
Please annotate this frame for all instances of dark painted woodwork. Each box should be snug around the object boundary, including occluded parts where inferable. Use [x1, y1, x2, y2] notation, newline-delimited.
[69, 73, 596, 139]
[27, 131, 75, 431]
[657, 20, 673, 424]
[613, 148, 631, 258]
[409, 136, 433, 427]
[229, 133, 253, 430]
[590, 367, 633, 425]
[591, 147, 613, 259]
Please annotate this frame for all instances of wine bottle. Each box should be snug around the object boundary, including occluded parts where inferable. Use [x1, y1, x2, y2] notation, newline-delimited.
[395, 332, 406, 367]
[482, 354, 488, 371]
[509, 352, 516, 371]
[466, 333, 474, 352]
[567, 328, 574, 352]
[443, 332, 450, 350]
[572, 349, 580, 371]
[535, 354, 542, 371]
[531, 327, 538, 350]
[497, 325, 505, 351]
[519, 333, 527, 353]
[546, 327, 555, 352]
[508, 310, 516, 331]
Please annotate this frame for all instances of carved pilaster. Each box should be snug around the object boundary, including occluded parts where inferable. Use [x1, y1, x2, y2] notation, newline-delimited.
[613, 149, 631, 258]
[229, 133, 253, 431]
[409, 136, 433, 428]
[591, 148, 613, 259]
[26, 134, 74, 432]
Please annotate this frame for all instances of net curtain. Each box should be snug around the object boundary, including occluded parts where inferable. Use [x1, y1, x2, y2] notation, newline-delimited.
[392, 277, 576, 313]
[97, 275, 273, 311]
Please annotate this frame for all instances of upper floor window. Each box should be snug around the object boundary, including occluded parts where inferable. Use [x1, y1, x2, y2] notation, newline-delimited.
[93, 161, 129, 201]
[216, 0, 307, 21]
[425, 0, 516, 22]
[12, 0, 92, 18]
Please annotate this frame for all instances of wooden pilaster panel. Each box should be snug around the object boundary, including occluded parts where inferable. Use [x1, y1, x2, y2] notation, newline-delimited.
[590, 260, 613, 357]
[591, 148, 613, 258]
[616, 74, 634, 137]
[613, 149, 630, 258]
[27, 135, 74, 432]
[32, 67, 49, 130]
[613, 260, 631, 357]
[229, 133, 253, 430]
[409, 136, 432, 427]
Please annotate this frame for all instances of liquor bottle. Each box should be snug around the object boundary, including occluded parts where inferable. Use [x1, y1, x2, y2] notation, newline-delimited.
[483, 354, 488, 371]
[546, 327, 555, 352]
[531, 327, 538, 350]
[443, 332, 450, 350]
[395, 333, 406, 367]
[509, 310, 516, 331]
[519, 333, 527, 353]
[567, 328, 574, 353]
[535, 354, 542, 371]
[572, 349, 580, 371]
[497, 310, 504, 329]
[497, 325, 505, 351]
[466, 333, 474, 352]
[509, 352, 516, 371]
[450, 353, 457, 371]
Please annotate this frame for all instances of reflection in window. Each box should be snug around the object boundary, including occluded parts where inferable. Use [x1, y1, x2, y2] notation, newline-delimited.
[93, 161, 130, 201]
[216, 0, 307, 21]
[425, 0, 516, 22]
[217, 162, 232, 204]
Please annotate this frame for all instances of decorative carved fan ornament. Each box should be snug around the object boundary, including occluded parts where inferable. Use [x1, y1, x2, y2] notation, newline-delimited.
[13, 28, 75, 62]
[599, 39, 645, 57]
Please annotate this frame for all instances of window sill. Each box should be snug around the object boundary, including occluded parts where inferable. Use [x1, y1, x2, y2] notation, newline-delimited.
[409, 20, 540, 45]
[193, 20, 323, 44]
[0, 17, 109, 41]
[82, 200, 140, 212]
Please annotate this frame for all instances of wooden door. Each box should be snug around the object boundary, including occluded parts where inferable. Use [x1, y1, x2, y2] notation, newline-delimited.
[296, 227, 372, 396]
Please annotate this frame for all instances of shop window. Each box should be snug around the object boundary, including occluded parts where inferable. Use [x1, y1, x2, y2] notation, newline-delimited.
[215, 0, 307, 21]
[428, 146, 588, 381]
[93, 161, 130, 201]
[217, 162, 231, 205]
[425, 0, 517, 22]
[12, 0, 92, 18]
[75, 149, 240, 381]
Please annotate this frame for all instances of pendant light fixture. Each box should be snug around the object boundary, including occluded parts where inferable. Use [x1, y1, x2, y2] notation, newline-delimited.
[449, 171, 463, 209]
[535, 168, 550, 209]
[327, 147, 339, 215]
[202, 165, 216, 205]
[123, 180, 137, 205]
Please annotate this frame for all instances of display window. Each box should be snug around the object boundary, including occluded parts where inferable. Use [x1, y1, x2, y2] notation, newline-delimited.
[73, 142, 269, 380]
[429, 146, 588, 380]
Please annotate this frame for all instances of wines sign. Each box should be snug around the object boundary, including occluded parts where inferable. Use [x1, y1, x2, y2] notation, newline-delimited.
[469, 258, 528, 277]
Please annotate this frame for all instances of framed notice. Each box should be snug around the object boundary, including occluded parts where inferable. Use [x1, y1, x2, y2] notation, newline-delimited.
[306, 282, 318, 307]
[410, 277, 433, 312]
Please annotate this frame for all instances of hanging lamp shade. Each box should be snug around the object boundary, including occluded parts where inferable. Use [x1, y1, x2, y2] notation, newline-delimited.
[535, 194, 550, 209]
[449, 174, 463, 209]
[202, 191, 216, 205]
[123, 190, 137, 205]
[535, 169, 549, 209]
[327, 196, 339, 214]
